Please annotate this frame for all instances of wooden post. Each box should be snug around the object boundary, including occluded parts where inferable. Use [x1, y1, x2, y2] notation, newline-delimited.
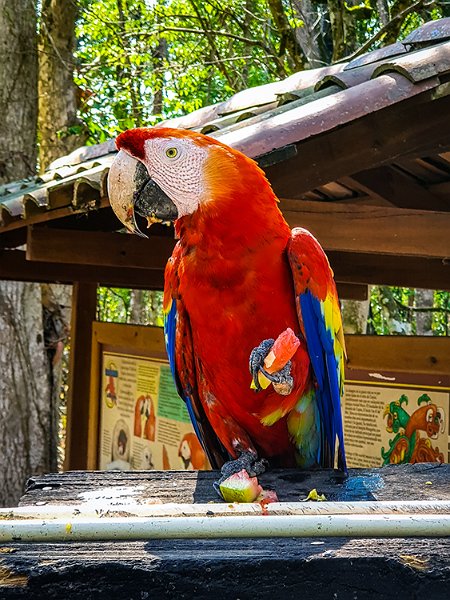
[64, 282, 97, 470]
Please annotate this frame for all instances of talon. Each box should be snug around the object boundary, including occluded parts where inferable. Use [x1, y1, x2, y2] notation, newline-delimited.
[249, 339, 275, 391]
[249, 329, 300, 395]
[261, 362, 294, 396]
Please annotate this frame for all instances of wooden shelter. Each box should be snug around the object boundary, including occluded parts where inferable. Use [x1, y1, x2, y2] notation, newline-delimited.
[0, 19, 450, 469]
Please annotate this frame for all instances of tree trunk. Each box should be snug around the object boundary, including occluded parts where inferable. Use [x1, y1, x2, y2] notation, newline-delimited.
[0, 1, 37, 183]
[267, 0, 306, 71]
[129, 289, 147, 324]
[327, 0, 358, 62]
[0, 1, 59, 507]
[41, 284, 71, 472]
[38, 0, 88, 171]
[376, 0, 390, 26]
[341, 297, 370, 334]
[293, 0, 331, 67]
[0, 283, 52, 506]
[415, 289, 433, 336]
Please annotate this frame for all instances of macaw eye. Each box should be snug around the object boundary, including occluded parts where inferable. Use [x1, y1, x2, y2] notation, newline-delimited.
[166, 147, 178, 158]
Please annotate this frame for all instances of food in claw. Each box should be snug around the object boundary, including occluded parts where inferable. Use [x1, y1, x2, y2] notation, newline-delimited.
[219, 469, 263, 503]
[107, 127, 347, 502]
[264, 328, 300, 374]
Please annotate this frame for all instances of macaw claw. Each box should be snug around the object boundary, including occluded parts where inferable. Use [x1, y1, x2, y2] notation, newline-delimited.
[249, 338, 294, 395]
[213, 450, 268, 500]
[249, 338, 275, 391]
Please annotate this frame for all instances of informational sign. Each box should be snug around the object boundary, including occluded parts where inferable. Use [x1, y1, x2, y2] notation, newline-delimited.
[343, 371, 449, 468]
[99, 351, 208, 471]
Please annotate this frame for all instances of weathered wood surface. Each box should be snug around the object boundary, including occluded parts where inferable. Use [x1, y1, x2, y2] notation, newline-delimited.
[1, 464, 449, 599]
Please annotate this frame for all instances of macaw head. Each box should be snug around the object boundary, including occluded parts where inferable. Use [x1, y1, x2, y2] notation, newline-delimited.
[107, 127, 266, 237]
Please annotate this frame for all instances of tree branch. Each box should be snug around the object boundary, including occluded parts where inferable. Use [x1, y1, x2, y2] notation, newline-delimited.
[343, 0, 431, 62]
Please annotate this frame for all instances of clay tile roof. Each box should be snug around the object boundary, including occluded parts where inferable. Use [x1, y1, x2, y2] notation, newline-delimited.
[1, 18, 449, 233]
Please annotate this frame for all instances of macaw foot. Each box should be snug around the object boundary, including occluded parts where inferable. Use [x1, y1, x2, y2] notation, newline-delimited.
[213, 450, 268, 501]
[249, 338, 294, 395]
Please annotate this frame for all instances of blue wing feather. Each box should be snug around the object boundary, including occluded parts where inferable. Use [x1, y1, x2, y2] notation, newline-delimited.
[300, 291, 346, 472]
[163, 299, 203, 444]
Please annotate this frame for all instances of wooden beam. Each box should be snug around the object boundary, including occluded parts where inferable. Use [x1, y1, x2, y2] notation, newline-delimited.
[280, 199, 450, 259]
[64, 283, 98, 471]
[1, 250, 367, 298]
[349, 166, 450, 211]
[267, 93, 450, 198]
[336, 284, 368, 301]
[20, 222, 450, 291]
[0, 250, 165, 289]
[328, 251, 450, 291]
[346, 335, 450, 375]
[27, 226, 174, 270]
[28, 194, 450, 272]
[0, 227, 26, 248]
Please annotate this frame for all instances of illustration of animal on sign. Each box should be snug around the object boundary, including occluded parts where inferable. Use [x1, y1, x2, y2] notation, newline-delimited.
[108, 127, 347, 501]
[134, 394, 156, 441]
[107, 420, 131, 471]
[382, 394, 445, 465]
[178, 432, 208, 470]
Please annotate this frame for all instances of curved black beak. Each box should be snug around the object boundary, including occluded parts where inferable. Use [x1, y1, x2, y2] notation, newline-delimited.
[133, 161, 178, 224]
[108, 150, 178, 237]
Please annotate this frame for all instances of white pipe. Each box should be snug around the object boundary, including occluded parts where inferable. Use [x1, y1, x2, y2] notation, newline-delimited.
[1, 500, 450, 520]
[1, 513, 449, 542]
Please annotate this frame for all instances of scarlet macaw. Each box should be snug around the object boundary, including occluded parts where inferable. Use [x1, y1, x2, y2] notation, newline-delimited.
[108, 128, 347, 492]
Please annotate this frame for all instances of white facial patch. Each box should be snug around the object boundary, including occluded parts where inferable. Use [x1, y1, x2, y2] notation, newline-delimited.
[143, 137, 208, 218]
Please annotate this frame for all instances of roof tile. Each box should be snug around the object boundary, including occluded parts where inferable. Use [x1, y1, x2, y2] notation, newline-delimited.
[402, 17, 450, 47]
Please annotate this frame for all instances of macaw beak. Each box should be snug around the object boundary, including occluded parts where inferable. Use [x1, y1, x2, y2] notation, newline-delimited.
[107, 149, 178, 237]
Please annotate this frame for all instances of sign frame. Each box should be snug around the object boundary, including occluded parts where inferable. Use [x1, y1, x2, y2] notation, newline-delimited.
[87, 321, 168, 469]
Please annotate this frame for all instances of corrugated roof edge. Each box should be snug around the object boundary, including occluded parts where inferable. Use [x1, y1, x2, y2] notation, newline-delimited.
[47, 138, 117, 171]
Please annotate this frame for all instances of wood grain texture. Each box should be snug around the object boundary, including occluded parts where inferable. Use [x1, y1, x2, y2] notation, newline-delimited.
[0, 249, 166, 289]
[0, 465, 448, 599]
[345, 335, 450, 374]
[350, 165, 450, 211]
[64, 283, 97, 471]
[26, 226, 175, 269]
[281, 199, 450, 258]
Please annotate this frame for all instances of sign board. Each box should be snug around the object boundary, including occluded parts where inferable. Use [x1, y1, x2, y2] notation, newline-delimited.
[343, 336, 450, 468]
[88, 322, 208, 471]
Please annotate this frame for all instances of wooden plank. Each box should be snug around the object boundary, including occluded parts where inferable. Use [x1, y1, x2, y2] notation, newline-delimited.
[87, 323, 168, 469]
[0, 196, 111, 234]
[280, 198, 450, 258]
[26, 226, 175, 269]
[267, 92, 450, 198]
[345, 335, 450, 375]
[28, 197, 450, 271]
[336, 283, 368, 301]
[350, 165, 450, 211]
[18, 464, 450, 504]
[1, 467, 447, 599]
[64, 283, 98, 471]
[0, 249, 165, 288]
[3, 246, 450, 293]
[328, 251, 450, 291]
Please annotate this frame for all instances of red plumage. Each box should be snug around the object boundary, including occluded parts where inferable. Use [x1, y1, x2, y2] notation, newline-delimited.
[114, 128, 346, 471]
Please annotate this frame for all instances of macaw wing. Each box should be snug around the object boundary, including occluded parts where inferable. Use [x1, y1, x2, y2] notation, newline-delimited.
[164, 244, 228, 469]
[287, 227, 347, 472]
